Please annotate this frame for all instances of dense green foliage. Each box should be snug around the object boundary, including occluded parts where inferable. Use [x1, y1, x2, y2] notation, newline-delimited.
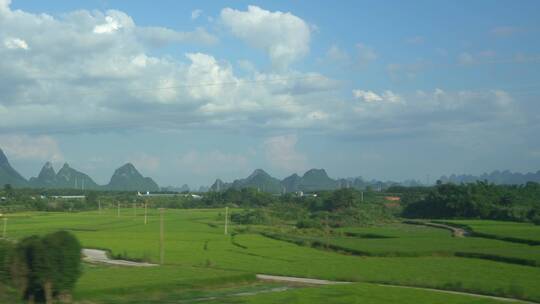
[9, 231, 81, 303]
[402, 181, 540, 222]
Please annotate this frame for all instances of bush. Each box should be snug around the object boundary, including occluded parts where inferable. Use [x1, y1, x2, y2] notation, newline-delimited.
[10, 231, 81, 303]
[296, 218, 322, 229]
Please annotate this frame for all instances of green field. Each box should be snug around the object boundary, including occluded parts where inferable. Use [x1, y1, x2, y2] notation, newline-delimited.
[443, 220, 540, 243]
[265, 223, 540, 265]
[2, 209, 540, 303]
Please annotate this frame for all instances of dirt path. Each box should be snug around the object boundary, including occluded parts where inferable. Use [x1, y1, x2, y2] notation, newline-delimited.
[82, 248, 157, 267]
[256, 274, 349, 285]
[256, 274, 537, 303]
[404, 220, 468, 237]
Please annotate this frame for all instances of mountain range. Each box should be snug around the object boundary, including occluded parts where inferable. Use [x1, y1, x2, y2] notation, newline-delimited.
[3, 147, 540, 193]
[439, 170, 540, 185]
[0, 148, 159, 191]
[209, 168, 395, 194]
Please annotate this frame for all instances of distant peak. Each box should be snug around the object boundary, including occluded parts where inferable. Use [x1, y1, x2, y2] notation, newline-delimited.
[44, 161, 53, 168]
[120, 163, 136, 169]
[62, 163, 70, 169]
[114, 163, 140, 175]
[0, 148, 7, 164]
[249, 168, 269, 178]
[304, 168, 328, 176]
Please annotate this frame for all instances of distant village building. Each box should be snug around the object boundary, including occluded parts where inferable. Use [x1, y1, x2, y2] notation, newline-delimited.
[50, 195, 86, 199]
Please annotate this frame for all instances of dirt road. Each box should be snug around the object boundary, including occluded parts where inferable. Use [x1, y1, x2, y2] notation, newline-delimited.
[82, 248, 157, 267]
[256, 274, 537, 303]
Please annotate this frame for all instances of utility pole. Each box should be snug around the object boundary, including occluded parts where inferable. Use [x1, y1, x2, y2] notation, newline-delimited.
[361, 191, 364, 202]
[2, 217, 7, 238]
[159, 208, 164, 265]
[144, 200, 148, 225]
[134, 203, 137, 217]
[224, 206, 229, 235]
[117, 202, 120, 217]
[98, 200, 101, 214]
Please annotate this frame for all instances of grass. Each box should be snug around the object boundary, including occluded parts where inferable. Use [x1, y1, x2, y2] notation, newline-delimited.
[442, 220, 540, 243]
[199, 283, 513, 304]
[268, 223, 540, 266]
[75, 264, 254, 300]
[2, 209, 540, 302]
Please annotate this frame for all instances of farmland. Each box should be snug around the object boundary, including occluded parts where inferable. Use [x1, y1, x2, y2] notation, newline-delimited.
[443, 220, 540, 243]
[1, 208, 540, 303]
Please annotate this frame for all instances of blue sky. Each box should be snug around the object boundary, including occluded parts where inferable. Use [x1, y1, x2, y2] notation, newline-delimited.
[0, 0, 539, 188]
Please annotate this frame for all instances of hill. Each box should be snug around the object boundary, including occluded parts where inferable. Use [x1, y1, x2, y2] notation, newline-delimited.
[0, 149, 28, 187]
[231, 169, 283, 194]
[29, 162, 100, 189]
[106, 163, 160, 191]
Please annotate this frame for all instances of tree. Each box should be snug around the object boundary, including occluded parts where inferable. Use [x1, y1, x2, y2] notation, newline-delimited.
[3, 184, 13, 197]
[11, 231, 81, 303]
[323, 188, 359, 211]
[42, 231, 82, 300]
[85, 192, 98, 209]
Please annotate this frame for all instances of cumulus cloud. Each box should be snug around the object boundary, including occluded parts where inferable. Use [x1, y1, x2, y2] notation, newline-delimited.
[220, 5, 311, 69]
[0, 134, 63, 162]
[353, 90, 401, 103]
[0, 2, 336, 135]
[263, 134, 308, 173]
[191, 9, 202, 20]
[4, 37, 29, 50]
[348, 88, 523, 138]
[137, 26, 217, 46]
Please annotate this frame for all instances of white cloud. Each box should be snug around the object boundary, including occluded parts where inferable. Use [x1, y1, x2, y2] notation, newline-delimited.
[0, 3, 338, 135]
[0, 135, 63, 162]
[220, 5, 311, 69]
[4, 37, 29, 50]
[191, 9, 202, 20]
[263, 134, 307, 173]
[349, 88, 521, 137]
[353, 90, 401, 103]
[137, 26, 218, 46]
[0, 0, 10, 13]
[356, 43, 378, 65]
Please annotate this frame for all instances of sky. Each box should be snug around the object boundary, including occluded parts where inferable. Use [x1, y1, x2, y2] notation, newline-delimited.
[0, 0, 539, 188]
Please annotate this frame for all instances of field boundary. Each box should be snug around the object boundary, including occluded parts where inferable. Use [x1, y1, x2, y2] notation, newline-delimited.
[432, 221, 540, 246]
[256, 274, 539, 304]
[259, 231, 539, 267]
[402, 220, 468, 237]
